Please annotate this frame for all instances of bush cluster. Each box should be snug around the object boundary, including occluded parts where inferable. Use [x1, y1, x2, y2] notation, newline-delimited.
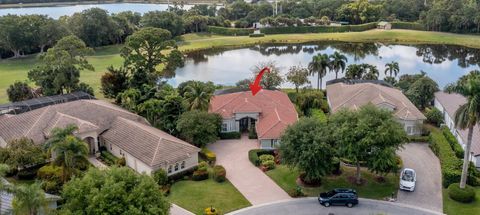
[441, 126, 465, 158]
[425, 107, 444, 127]
[153, 169, 169, 186]
[391, 22, 425, 30]
[219, 132, 241, 139]
[199, 148, 216, 164]
[288, 185, 305, 198]
[447, 183, 476, 203]
[206, 26, 253, 36]
[100, 151, 119, 166]
[260, 22, 378, 34]
[37, 165, 63, 193]
[248, 149, 275, 166]
[429, 128, 462, 187]
[408, 135, 429, 143]
[213, 165, 226, 183]
[249, 33, 265, 37]
[259, 154, 275, 170]
[192, 161, 209, 181]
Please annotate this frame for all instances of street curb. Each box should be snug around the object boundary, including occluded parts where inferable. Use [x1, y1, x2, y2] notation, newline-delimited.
[227, 197, 445, 215]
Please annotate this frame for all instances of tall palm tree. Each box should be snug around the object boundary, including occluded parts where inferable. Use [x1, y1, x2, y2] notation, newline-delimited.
[384, 61, 400, 78]
[12, 182, 47, 215]
[51, 135, 89, 182]
[454, 71, 480, 189]
[329, 51, 348, 79]
[184, 82, 212, 111]
[363, 64, 380, 80]
[44, 124, 78, 151]
[308, 53, 331, 90]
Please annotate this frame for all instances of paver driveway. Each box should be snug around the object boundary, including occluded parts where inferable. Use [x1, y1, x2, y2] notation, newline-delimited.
[208, 135, 291, 205]
[396, 143, 443, 212]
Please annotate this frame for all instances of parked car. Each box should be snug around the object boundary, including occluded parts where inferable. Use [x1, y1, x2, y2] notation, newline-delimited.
[318, 188, 358, 208]
[399, 168, 416, 191]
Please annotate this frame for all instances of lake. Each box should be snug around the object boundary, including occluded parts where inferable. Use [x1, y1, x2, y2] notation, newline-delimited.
[169, 43, 480, 89]
[0, 3, 193, 18]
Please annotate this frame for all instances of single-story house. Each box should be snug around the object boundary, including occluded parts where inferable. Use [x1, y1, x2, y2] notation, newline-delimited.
[0, 97, 199, 176]
[434, 91, 480, 168]
[326, 81, 426, 136]
[377, 21, 392, 30]
[209, 89, 298, 149]
[1, 178, 61, 215]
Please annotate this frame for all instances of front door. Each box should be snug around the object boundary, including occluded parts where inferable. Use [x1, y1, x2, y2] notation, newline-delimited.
[239, 118, 249, 132]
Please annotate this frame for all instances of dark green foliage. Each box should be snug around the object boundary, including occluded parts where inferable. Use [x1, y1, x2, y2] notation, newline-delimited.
[99, 150, 119, 166]
[16, 168, 38, 180]
[213, 165, 226, 183]
[66, 8, 118, 47]
[248, 126, 257, 139]
[74, 82, 94, 96]
[447, 183, 476, 203]
[192, 162, 209, 181]
[206, 26, 254, 36]
[248, 149, 275, 166]
[101, 66, 129, 99]
[391, 22, 425, 30]
[199, 148, 216, 164]
[7, 81, 34, 102]
[288, 186, 305, 198]
[429, 128, 462, 188]
[38, 165, 63, 193]
[425, 107, 444, 127]
[408, 135, 429, 143]
[0, 138, 46, 171]
[140, 11, 184, 36]
[441, 126, 465, 159]
[153, 169, 169, 186]
[176, 111, 222, 148]
[116, 157, 126, 166]
[249, 33, 265, 37]
[260, 23, 378, 34]
[219, 132, 241, 139]
[405, 76, 439, 110]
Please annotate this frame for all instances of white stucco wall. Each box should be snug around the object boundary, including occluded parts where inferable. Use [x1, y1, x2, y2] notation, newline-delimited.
[105, 141, 154, 175]
[399, 119, 423, 136]
[164, 153, 199, 176]
[221, 118, 238, 132]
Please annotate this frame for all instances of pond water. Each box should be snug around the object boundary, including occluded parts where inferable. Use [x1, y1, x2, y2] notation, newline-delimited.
[169, 43, 480, 89]
[0, 3, 193, 18]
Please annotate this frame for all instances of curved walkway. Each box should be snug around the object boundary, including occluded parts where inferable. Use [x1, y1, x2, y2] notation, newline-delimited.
[208, 135, 291, 205]
[227, 197, 445, 215]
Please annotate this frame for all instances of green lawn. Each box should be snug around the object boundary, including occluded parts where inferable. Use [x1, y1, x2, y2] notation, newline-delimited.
[443, 186, 480, 215]
[266, 165, 398, 200]
[3, 29, 480, 103]
[167, 178, 251, 215]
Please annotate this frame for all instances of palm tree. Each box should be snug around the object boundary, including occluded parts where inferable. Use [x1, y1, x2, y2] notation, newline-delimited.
[384, 61, 400, 78]
[44, 124, 78, 151]
[329, 51, 348, 79]
[12, 182, 47, 215]
[363, 64, 380, 80]
[51, 135, 89, 182]
[453, 71, 480, 189]
[308, 53, 331, 90]
[184, 81, 212, 111]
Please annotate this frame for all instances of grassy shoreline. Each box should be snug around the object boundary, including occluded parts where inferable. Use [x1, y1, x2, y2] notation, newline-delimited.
[2, 29, 480, 103]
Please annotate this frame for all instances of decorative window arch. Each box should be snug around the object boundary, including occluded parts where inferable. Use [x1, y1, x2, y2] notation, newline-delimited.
[174, 163, 179, 171]
[181, 161, 186, 169]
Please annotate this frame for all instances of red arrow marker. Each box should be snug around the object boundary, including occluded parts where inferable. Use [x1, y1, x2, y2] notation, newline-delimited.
[249, 67, 270, 96]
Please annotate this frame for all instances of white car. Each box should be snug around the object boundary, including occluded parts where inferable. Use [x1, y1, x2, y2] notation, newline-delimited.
[399, 168, 416, 192]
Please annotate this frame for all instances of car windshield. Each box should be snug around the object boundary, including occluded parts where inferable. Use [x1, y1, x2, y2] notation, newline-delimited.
[326, 191, 336, 197]
[402, 170, 414, 182]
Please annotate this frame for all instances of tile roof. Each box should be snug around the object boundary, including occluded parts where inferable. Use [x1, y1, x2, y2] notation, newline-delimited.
[0, 99, 199, 168]
[435, 92, 480, 156]
[209, 89, 298, 140]
[326, 82, 426, 121]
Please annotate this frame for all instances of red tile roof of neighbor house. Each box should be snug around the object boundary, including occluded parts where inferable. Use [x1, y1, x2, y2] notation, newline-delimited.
[209, 89, 298, 140]
[435, 92, 480, 156]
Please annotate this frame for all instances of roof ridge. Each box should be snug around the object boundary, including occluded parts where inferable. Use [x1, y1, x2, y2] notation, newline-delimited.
[56, 112, 99, 128]
[213, 92, 245, 112]
[335, 84, 370, 111]
[150, 137, 163, 166]
[258, 120, 281, 138]
[83, 100, 138, 117]
[25, 106, 51, 137]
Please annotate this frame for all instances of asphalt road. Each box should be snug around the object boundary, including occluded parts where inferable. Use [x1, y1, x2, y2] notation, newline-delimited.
[228, 198, 444, 215]
[397, 143, 443, 212]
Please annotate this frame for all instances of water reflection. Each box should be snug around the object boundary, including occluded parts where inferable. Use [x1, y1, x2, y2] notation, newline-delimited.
[169, 43, 480, 88]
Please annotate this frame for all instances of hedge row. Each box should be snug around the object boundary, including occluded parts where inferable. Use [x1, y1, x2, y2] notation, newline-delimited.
[100, 151, 119, 166]
[391, 21, 425, 31]
[408, 135, 429, 143]
[248, 149, 275, 166]
[441, 126, 465, 158]
[219, 131, 241, 139]
[429, 128, 463, 188]
[207, 26, 253, 36]
[260, 22, 378, 34]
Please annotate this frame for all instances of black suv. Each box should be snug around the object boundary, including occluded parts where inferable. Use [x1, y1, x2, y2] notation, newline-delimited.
[318, 188, 358, 208]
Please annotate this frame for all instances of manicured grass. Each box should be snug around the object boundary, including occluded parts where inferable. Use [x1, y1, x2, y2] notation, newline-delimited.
[266, 165, 399, 200]
[167, 178, 251, 215]
[443, 187, 480, 215]
[2, 29, 480, 103]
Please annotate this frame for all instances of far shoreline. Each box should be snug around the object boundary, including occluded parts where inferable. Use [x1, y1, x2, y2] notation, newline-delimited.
[0, 0, 222, 9]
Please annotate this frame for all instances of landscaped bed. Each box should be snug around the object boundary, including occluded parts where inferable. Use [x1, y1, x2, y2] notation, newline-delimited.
[167, 178, 251, 215]
[443, 187, 480, 215]
[266, 165, 399, 200]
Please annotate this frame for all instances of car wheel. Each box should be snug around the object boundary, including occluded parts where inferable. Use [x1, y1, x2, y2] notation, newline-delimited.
[324, 202, 330, 207]
[346, 203, 353, 208]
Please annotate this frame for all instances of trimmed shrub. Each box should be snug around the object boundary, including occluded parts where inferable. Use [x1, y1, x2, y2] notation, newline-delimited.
[425, 107, 444, 127]
[288, 185, 305, 198]
[199, 148, 217, 164]
[213, 165, 226, 182]
[261, 22, 377, 34]
[99, 150, 119, 166]
[408, 135, 429, 142]
[262, 160, 275, 170]
[311, 109, 327, 122]
[429, 128, 462, 187]
[248, 149, 275, 166]
[168, 167, 196, 182]
[447, 183, 476, 203]
[116, 157, 126, 166]
[207, 26, 253, 36]
[248, 126, 257, 139]
[441, 126, 464, 158]
[193, 161, 209, 181]
[153, 169, 169, 186]
[219, 132, 241, 139]
[37, 165, 63, 181]
[391, 22, 425, 30]
[249, 33, 265, 37]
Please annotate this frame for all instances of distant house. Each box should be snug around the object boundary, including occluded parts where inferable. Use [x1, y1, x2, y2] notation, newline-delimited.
[434, 92, 480, 168]
[377, 21, 392, 30]
[326, 81, 426, 136]
[209, 89, 298, 149]
[0, 96, 199, 176]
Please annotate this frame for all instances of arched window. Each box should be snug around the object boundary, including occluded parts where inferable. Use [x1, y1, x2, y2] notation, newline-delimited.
[168, 165, 172, 173]
[181, 161, 186, 169]
[174, 163, 179, 171]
